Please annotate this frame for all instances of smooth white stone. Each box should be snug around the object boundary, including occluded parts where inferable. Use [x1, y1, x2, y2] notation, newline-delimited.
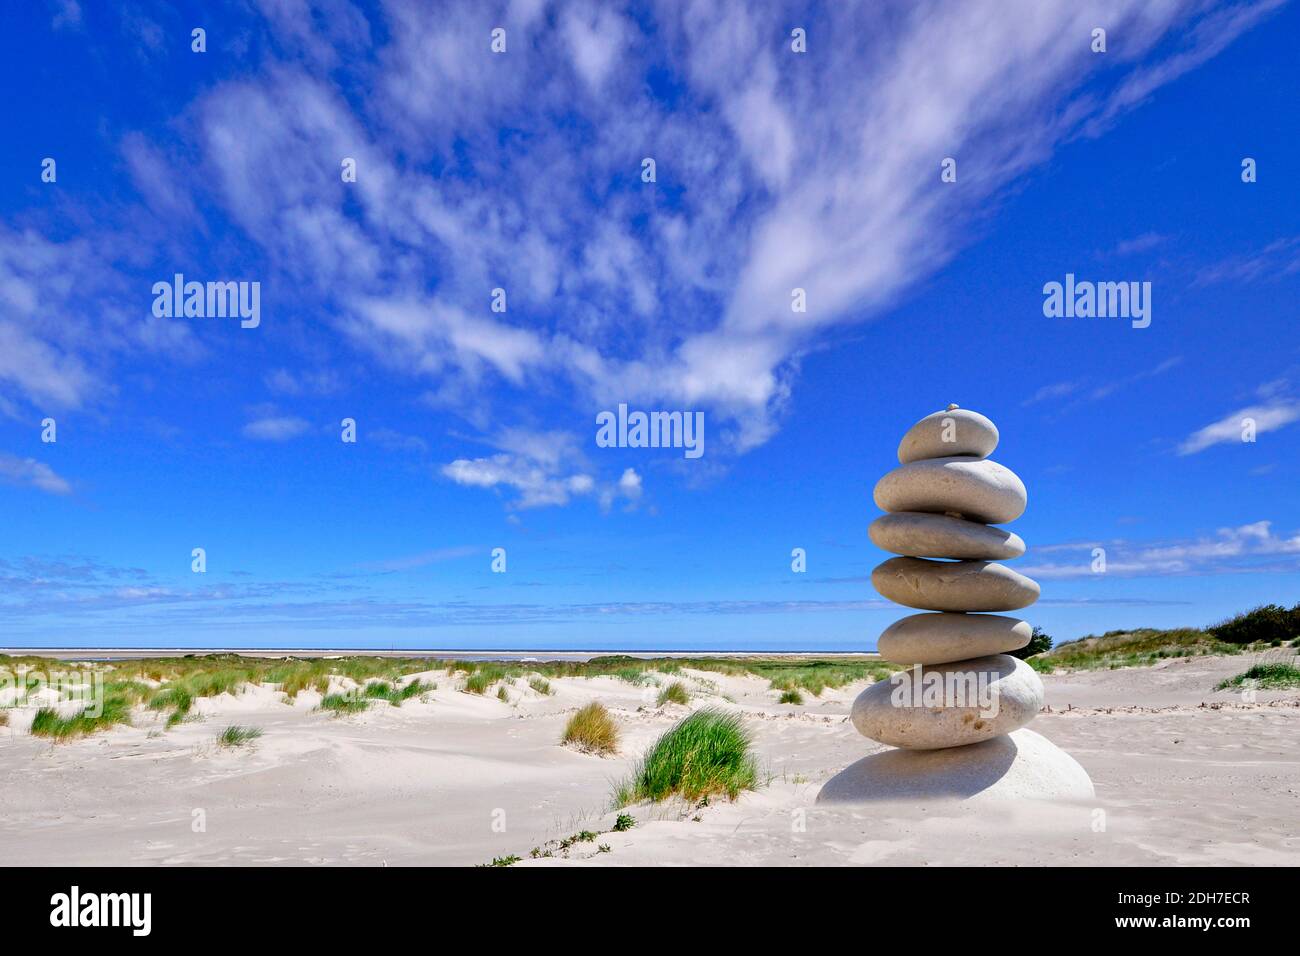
[869, 511, 1025, 560]
[878, 612, 1032, 665]
[873, 457, 1027, 524]
[817, 728, 1095, 803]
[872, 557, 1040, 612]
[849, 654, 1044, 749]
[898, 407, 999, 464]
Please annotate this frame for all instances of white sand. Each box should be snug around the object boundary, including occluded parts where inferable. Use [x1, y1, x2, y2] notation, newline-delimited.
[1, 653, 1296, 866]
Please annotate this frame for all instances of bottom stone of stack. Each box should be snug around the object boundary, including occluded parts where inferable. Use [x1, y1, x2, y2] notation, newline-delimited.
[850, 653, 1044, 749]
[816, 728, 1095, 803]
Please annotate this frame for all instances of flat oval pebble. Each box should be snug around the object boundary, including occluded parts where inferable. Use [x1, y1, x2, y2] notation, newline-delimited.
[877, 612, 1032, 665]
[849, 654, 1044, 750]
[898, 407, 999, 463]
[872, 557, 1040, 612]
[873, 456, 1027, 524]
[869, 511, 1025, 560]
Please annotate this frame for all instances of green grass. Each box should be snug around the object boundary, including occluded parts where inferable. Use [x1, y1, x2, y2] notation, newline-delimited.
[1033, 627, 1242, 672]
[612, 813, 635, 832]
[1216, 662, 1300, 690]
[27, 677, 151, 740]
[147, 685, 194, 727]
[267, 661, 333, 699]
[217, 724, 263, 747]
[464, 665, 505, 695]
[0, 653, 893, 743]
[778, 689, 804, 705]
[759, 661, 891, 696]
[319, 693, 369, 714]
[613, 667, 653, 686]
[496, 685, 510, 703]
[561, 702, 619, 755]
[482, 855, 521, 867]
[656, 681, 690, 706]
[614, 708, 759, 806]
[528, 676, 553, 695]
[30, 695, 134, 740]
[360, 679, 429, 706]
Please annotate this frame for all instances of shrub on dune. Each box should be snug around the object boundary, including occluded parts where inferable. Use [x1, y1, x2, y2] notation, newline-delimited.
[562, 702, 619, 755]
[614, 708, 759, 806]
[1209, 603, 1300, 646]
[1008, 625, 1053, 660]
[778, 689, 803, 705]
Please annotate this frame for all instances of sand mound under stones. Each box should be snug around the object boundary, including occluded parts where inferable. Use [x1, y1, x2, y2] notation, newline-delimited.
[819, 405, 1094, 803]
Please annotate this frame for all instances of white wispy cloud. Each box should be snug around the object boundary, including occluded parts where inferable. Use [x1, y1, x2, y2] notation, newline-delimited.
[1109, 232, 1167, 256]
[1195, 236, 1300, 286]
[243, 416, 312, 441]
[3, 0, 1283, 476]
[0, 454, 73, 495]
[1025, 357, 1182, 409]
[1179, 398, 1300, 454]
[441, 427, 644, 510]
[188, 0, 1280, 459]
[1020, 521, 1300, 579]
[359, 546, 482, 572]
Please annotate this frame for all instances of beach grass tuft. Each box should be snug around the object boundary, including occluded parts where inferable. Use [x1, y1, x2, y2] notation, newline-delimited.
[528, 676, 553, 696]
[464, 665, 505, 695]
[613, 708, 759, 806]
[1216, 662, 1300, 690]
[217, 724, 263, 747]
[30, 695, 133, 740]
[319, 693, 369, 714]
[561, 702, 619, 755]
[148, 685, 194, 727]
[656, 681, 691, 706]
[778, 689, 804, 705]
[360, 678, 429, 706]
[28, 680, 145, 740]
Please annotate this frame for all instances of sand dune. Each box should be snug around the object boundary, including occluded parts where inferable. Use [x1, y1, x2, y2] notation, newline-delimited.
[1, 653, 1296, 866]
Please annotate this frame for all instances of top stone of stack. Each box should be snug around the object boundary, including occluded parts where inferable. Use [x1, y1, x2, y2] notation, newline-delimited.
[897, 405, 998, 463]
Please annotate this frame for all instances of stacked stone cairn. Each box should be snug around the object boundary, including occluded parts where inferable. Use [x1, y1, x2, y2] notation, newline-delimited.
[843, 405, 1094, 800]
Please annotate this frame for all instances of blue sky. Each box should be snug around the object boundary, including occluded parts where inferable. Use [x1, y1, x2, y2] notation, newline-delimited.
[1, 0, 1298, 651]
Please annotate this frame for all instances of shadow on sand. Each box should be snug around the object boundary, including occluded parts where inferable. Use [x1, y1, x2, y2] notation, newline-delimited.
[817, 734, 1020, 803]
